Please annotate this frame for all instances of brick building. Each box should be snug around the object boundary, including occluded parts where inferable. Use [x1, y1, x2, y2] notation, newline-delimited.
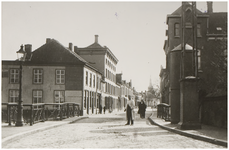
[160, 2, 227, 128]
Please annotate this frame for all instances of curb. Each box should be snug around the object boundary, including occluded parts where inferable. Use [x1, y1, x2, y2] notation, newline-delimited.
[2, 116, 88, 146]
[148, 115, 227, 147]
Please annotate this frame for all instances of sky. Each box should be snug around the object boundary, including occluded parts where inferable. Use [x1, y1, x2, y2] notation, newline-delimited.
[1, 1, 227, 92]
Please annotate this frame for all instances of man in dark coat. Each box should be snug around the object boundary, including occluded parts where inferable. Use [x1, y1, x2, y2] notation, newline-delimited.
[138, 99, 147, 118]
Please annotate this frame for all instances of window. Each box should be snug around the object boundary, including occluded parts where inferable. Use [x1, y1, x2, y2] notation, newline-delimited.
[84, 91, 87, 109]
[33, 69, 43, 84]
[90, 73, 92, 87]
[97, 77, 99, 89]
[86, 71, 88, 85]
[197, 24, 201, 37]
[10, 69, 19, 83]
[89, 92, 92, 107]
[198, 50, 201, 70]
[9, 90, 19, 103]
[54, 91, 65, 103]
[56, 70, 65, 84]
[93, 75, 95, 88]
[174, 23, 180, 37]
[33, 90, 43, 104]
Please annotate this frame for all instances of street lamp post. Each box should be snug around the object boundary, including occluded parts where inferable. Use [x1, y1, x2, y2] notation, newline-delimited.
[15, 45, 26, 127]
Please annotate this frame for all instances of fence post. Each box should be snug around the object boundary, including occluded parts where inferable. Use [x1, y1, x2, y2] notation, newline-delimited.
[60, 104, 63, 121]
[73, 104, 75, 117]
[78, 105, 80, 117]
[67, 103, 69, 118]
[8, 104, 11, 126]
[46, 107, 49, 121]
[42, 104, 45, 122]
[30, 105, 33, 126]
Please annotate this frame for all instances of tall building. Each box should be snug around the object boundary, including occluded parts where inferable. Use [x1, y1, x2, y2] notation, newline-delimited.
[74, 35, 119, 112]
[161, 2, 227, 128]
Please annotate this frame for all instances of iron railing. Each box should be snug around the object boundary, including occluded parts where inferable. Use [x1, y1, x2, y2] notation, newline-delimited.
[2, 102, 80, 126]
[157, 103, 170, 121]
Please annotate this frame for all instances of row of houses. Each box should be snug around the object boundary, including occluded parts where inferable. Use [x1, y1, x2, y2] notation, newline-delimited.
[159, 2, 227, 128]
[2, 35, 136, 116]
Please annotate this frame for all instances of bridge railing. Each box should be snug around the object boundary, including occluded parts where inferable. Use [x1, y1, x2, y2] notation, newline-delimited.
[2, 102, 80, 126]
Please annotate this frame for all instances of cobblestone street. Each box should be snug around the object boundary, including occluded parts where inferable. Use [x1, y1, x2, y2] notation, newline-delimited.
[2, 109, 226, 149]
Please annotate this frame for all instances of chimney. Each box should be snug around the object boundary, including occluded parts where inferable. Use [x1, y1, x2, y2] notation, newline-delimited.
[46, 38, 51, 43]
[129, 79, 132, 88]
[95, 35, 99, 43]
[74, 46, 79, 54]
[207, 2, 213, 13]
[25, 44, 32, 61]
[69, 43, 73, 51]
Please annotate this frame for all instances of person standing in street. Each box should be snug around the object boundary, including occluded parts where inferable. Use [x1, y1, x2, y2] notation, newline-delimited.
[138, 99, 147, 118]
[124, 95, 135, 125]
[103, 106, 106, 114]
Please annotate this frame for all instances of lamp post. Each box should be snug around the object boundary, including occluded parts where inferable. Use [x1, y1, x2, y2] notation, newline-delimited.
[15, 45, 26, 126]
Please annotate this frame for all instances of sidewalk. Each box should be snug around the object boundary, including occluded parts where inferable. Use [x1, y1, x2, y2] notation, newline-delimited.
[148, 109, 227, 147]
[2, 116, 88, 145]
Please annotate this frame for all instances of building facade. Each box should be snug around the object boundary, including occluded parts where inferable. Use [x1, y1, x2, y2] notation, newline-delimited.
[2, 35, 137, 121]
[161, 2, 227, 128]
[2, 38, 103, 116]
[75, 35, 134, 112]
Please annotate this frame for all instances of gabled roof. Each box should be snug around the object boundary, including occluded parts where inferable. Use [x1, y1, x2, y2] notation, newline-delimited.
[86, 42, 104, 49]
[171, 2, 203, 15]
[31, 39, 87, 64]
[79, 40, 119, 64]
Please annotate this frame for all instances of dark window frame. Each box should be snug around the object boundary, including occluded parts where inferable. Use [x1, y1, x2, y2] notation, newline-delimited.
[55, 69, 65, 85]
[33, 68, 43, 84]
[9, 68, 19, 84]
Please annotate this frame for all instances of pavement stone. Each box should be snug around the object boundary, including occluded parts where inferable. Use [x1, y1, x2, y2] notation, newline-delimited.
[148, 109, 227, 147]
[1, 108, 227, 148]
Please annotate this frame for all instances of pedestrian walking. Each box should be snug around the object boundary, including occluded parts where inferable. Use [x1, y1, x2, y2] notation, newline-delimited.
[124, 95, 135, 125]
[103, 106, 106, 114]
[138, 99, 147, 118]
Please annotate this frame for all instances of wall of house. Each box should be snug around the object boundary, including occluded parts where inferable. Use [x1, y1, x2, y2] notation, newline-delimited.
[65, 66, 83, 90]
[80, 54, 105, 75]
[21, 65, 65, 104]
[2, 64, 20, 103]
[83, 66, 101, 115]
[167, 16, 182, 50]
[201, 97, 227, 128]
[2, 64, 85, 106]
